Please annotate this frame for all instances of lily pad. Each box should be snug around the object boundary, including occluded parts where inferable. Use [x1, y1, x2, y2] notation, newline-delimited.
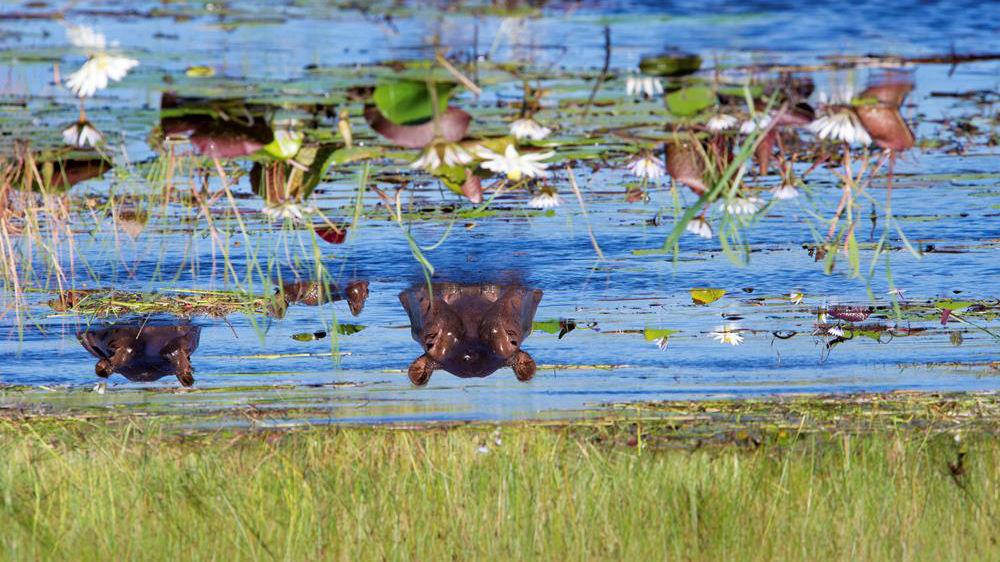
[639, 53, 702, 77]
[644, 327, 679, 342]
[690, 288, 726, 305]
[373, 79, 457, 126]
[666, 85, 716, 117]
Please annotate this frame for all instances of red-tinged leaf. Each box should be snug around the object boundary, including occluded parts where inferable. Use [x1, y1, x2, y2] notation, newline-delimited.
[940, 308, 952, 325]
[315, 225, 347, 244]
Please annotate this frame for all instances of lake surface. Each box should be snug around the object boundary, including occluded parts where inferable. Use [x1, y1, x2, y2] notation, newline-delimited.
[1, 0, 998, 424]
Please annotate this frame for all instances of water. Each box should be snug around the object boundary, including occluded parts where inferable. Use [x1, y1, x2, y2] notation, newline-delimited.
[1, 1, 998, 424]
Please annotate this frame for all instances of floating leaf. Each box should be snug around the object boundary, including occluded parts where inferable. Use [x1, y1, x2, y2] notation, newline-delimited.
[639, 53, 702, 77]
[373, 79, 456, 126]
[315, 225, 347, 244]
[185, 65, 215, 78]
[533, 320, 561, 334]
[644, 327, 679, 342]
[329, 146, 380, 166]
[292, 331, 328, 342]
[336, 323, 366, 335]
[936, 299, 973, 311]
[666, 85, 716, 117]
[690, 288, 725, 305]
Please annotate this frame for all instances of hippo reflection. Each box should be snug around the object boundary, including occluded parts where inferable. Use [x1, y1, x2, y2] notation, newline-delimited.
[77, 323, 201, 387]
[399, 283, 542, 385]
[276, 280, 369, 317]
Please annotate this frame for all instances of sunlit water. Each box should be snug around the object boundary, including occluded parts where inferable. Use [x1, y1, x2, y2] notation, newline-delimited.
[1, 1, 998, 423]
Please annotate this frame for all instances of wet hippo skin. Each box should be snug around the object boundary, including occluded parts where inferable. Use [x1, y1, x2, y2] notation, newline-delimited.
[399, 283, 543, 385]
[78, 324, 201, 387]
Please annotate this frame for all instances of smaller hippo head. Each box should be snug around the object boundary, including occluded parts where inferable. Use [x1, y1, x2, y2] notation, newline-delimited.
[78, 323, 201, 387]
[344, 281, 369, 316]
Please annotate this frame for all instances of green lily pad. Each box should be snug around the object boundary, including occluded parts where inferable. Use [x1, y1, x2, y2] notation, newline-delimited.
[690, 288, 726, 305]
[666, 85, 716, 117]
[336, 324, 366, 336]
[373, 79, 457, 126]
[644, 327, 679, 342]
[639, 53, 702, 77]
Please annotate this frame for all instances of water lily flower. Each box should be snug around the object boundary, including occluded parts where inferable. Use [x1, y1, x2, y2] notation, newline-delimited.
[706, 114, 739, 132]
[64, 25, 138, 98]
[828, 325, 845, 338]
[685, 217, 713, 239]
[528, 188, 560, 210]
[808, 109, 872, 145]
[625, 73, 663, 99]
[655, 337, 670, 350]
[410, 142, 473, 172]
[722, 196, 763, 216]
[262, 201, 315, 222]
[62, 120, 103, 148]
[477, 445, 490, 454]
[476, 144, 553, 181]
[710, 325, 744, 346]
[510, 118, 551, 141]
[789, 292, 804, 305]
[770, 183, 800, 200]
[626, 151, 666, 180]
[93, 381, 107, 394]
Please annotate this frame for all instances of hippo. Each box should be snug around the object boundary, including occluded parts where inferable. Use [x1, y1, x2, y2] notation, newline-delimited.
[399, 283, 543, 386]
[77, 323, 201, 387]
[276, 280, 369, 316]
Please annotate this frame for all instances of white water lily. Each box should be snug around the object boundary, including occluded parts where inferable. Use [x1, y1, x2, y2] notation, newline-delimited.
[770, 183, 800, 200]
[789, 292, 804, 305]
[64, 25, 138, 98]
[710, 325, 744, 346]
[410, 142, 473, 172]
[528, 188, 560, 210]
[476, 144, 553, 181]
[66, 54, 139, 98]
[62, 120, 103, 148]
[443, 143, 473, 167]
[808, 109, 871, 145]
[655, 337, 670, 350]
[685, 217, 713, 239]
[739, 114, 772, 134]
[262, 201, 315, 222]
[510, 118, 551, 141]
[722, 196, 763, 216]
[828, 325, 845, 337]
[93, 381, 107, 394]
[410, 145, 442, 171]
[706, 114, 739, 132]
[626, 151, 665, 180]
[625, 73, 663, 99]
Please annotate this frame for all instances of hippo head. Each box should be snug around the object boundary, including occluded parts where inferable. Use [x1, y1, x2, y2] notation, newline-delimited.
[399, 283, 543, 386]
[344, 281, 369, 316]
[77, 323, 201, 387]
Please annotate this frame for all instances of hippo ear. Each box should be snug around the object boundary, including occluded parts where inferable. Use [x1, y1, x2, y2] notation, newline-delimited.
[176, 371, 195, 387]
[408, 354, 436, 386]
[95, 359, 112, 378]
[510, 351, 536, 382]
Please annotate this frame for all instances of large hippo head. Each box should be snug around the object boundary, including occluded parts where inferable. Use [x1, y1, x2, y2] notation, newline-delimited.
[399, 283, 543, 386]
[77, 323, 201, 387]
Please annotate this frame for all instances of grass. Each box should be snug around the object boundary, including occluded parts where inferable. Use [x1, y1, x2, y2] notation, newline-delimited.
[1, 393, 998, 561]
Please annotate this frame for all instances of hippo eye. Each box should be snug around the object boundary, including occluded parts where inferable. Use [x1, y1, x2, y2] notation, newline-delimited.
[424, 331, 438, 349]
[506, 330, 519, 347]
